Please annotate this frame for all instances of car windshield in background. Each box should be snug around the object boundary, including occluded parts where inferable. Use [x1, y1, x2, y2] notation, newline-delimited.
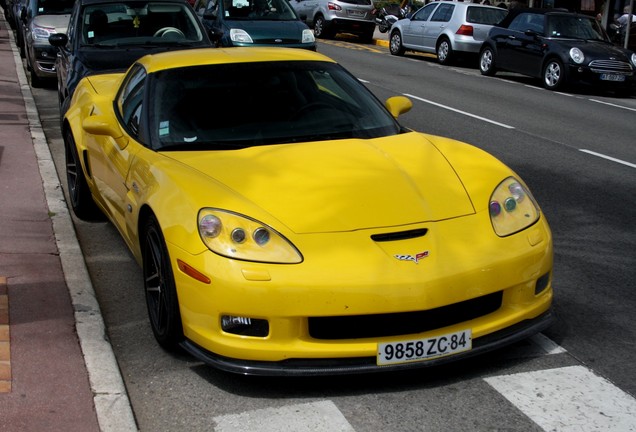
[150, 61, 402, 150]
[546, 15, 607, 41]
[224, 0, 299, 21]
[466, 6, 507, 25]
[81, 2, 205, 46]
[36, 0, 74, 14]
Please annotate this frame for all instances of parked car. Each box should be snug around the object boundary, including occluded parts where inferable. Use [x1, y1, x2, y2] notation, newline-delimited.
[479, 8, 636, 91]
[11, 0, 27, 56]
[291, 0, 375, 42]
[21, 0, 74, 87]
[390, 1, 508, 65]
[48, 0, 212, 119]
[61, 47, 553, 375]
[193, 0, 315, 49]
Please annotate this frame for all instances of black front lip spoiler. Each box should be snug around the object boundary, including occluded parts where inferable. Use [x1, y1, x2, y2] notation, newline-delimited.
[180, 309, 555, 376]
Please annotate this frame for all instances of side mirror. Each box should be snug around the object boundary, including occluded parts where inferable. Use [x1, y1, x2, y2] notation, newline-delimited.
[82, 115, 129, 149]
[49, 33, 68, 47]
[385, 95, 412, 118]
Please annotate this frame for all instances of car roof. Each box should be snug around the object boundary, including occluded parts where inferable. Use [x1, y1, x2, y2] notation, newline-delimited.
[77, 0, 191, 6]
[496, 7, 590, 27]
[136, 47, 336, 74]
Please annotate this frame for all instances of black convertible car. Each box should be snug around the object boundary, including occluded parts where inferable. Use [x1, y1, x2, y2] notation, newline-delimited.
[479, 8, 636, 92]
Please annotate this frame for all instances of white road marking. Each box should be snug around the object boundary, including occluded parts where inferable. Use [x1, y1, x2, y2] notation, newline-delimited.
[484, 365, 636, 432]
[529, 333, 567, 355]
[403, 93, 515, 129]
[213, 400, 356, 432]
[579, 149, 636, 169]
[590, 99, 636, 112]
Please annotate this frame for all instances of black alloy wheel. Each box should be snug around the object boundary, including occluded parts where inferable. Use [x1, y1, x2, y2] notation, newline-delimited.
[64, 129, 100, 220]
[143, 215, 184, 351]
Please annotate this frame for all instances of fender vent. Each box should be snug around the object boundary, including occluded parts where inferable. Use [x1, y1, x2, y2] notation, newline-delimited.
[371, 228, 428, 242]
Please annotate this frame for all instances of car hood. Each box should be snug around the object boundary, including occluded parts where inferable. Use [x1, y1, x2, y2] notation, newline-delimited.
[228, 20, 308, 41]
[33, 14, 70, 33]
[165, 133, 475, 234]
[555, 39, 632, 59]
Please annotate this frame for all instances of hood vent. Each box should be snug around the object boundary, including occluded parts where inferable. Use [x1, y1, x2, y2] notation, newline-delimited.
[371, 228, 428, 242]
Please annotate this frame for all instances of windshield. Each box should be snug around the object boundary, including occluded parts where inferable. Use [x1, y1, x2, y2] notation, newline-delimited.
[218, 0, 299, 21]
[34, 0, 74, 15]
[149, 61, 403, 150]
[81, 2, 204, 46]
[546, 15, 608, 41]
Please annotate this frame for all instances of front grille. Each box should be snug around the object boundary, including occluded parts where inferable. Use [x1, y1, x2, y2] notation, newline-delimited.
[588, 59, 633, 74]
[308, 291, 503, 340]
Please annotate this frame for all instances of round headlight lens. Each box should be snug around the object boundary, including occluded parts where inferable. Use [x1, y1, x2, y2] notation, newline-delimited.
[200, 214, 222, 238]
[569, 47, 585, 64]
[631, 53, 636, 67]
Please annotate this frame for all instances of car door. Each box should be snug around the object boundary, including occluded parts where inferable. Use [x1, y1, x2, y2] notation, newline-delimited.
[54, 0, 79, 108]
[499, 12, 545, 76]
[85, 65, 144, 232]
[423, 2, 454, 50]
[401, 2, 437, 49]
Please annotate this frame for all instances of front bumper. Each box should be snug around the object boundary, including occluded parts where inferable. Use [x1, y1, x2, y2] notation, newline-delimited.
[181, 309, 555, 376]
[568, 61, 635, 87]
[30, 44, 58, 79]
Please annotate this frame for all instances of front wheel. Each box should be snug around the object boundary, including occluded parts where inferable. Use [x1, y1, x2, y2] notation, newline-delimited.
[479, 46, 497, 76]
[389, 30, 405, 56]
[543, 58, 567, 91]
[436, 37, 454, 65]
[143, 215, 184, 351]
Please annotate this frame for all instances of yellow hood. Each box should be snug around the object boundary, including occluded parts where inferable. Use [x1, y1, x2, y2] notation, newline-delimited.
[166, 133, 475, 233]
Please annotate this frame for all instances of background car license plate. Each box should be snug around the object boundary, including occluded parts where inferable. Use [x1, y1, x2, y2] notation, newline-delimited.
[600, 74, 625, 82]
[377, 329, 472, 366]
[347, 9, 364, 17]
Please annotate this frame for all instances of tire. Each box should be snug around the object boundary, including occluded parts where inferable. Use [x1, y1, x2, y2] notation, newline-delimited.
[479, 46, 496, 76]
[379, 21, 389, 33]
[30, 68, 44, 88]
[436, 37, 453, 65]
[389, 30, 405, 56]
[64, 128, 101, 220]
[543, 58, 567, 91]
[313, 15, 333, 39]
[142, 215, 184, 351]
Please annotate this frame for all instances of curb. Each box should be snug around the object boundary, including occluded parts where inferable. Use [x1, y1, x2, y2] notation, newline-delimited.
[6, 20, 139, 432]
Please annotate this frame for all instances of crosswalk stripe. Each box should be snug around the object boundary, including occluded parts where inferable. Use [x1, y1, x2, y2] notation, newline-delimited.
[213, 400, 356, 432]
[484, 365, 636, 432]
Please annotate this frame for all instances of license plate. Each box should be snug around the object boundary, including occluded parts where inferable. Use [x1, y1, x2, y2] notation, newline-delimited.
[377, 329, 472, 365]
[600, 74, 625, 82]
[347, 9, 364, 17]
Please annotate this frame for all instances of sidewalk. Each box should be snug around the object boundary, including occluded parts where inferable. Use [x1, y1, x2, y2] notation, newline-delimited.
[0, 14, 136, 432]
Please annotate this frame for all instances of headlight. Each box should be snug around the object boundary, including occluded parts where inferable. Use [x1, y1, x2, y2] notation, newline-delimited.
[32, 25, 55, 41]
[489, 177, 540, 237]
[230, 28, 253, 43]
[302, 28, 315, 44]
[569, 47, 584, 64]
[198, 208, 302, 263]
[631, 53, 636, 67]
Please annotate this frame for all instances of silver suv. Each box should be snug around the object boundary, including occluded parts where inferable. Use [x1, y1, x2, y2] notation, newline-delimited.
[291, 0, 375, 42]
[389, 1, 507, 65]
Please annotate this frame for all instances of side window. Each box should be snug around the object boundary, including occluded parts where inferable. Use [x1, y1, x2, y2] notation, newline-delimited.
[430, 3, 454, 22]
[412, 3, 437, 22]
[117, 65, 147, 138]
[508, 13, 542, 33]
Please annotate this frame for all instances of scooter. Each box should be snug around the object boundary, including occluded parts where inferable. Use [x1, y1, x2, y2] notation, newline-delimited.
[374, 3, 406, 33]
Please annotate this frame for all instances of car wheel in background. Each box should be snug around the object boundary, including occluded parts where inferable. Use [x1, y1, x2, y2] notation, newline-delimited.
[143, 214, 184, 351]
[389, 30, 405, 56]
[479, 46, 496, 76]
[436, 37, 453, 65]
[543, 58, 567, 90]
[313, 15, 333, 39]
[64, 128, 101, 220]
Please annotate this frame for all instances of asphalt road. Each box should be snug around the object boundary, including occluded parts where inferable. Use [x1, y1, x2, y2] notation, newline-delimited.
[31, 37, 636, 431]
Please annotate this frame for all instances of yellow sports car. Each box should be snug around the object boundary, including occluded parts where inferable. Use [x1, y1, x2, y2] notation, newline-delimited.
[63, 47, 553, 375]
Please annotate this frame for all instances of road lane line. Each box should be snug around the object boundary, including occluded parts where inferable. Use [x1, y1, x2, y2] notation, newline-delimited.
[403, 93, 515, 129]
[213, 401, 355, 432]
[529, 333, 567, 354]
[589, 99, 636, 112]
[485, 365, 636, 432]
[579, 149, 636, 168]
